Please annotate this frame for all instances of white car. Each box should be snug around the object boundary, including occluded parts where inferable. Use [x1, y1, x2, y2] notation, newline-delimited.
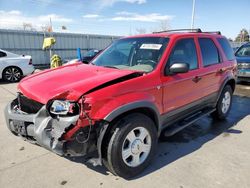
[0, 49, 34, 82]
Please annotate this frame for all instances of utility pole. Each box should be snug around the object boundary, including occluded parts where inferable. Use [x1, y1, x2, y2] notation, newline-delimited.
[49, 17, 53, 59]
[191, 0, 196, 29]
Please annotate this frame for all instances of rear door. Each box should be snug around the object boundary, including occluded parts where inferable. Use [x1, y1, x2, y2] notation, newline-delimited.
[197, 37, 225, 98]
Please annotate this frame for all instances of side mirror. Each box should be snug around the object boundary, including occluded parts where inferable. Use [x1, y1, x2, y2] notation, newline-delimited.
[166, 62, 189, 75]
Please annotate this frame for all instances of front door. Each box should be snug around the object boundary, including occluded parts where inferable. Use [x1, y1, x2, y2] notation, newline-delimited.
[160, 37, 203, 124]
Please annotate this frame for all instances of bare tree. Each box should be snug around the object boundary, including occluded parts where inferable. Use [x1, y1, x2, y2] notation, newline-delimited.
[23, 23, 36, 31]
[136, 28, 147, 34]
[151, 20, 171, 33]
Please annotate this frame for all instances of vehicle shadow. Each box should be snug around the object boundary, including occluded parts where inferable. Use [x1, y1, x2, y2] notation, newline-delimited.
[66, 95, 250, 179]
[0, 79, 15, 85]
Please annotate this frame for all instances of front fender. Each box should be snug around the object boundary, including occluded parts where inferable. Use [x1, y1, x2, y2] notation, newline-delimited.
[105, 100, 160, 127]
[88, 92, 161, 130]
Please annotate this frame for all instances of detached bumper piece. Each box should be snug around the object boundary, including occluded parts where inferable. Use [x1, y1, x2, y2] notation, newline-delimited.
[4, 98, 97, 156]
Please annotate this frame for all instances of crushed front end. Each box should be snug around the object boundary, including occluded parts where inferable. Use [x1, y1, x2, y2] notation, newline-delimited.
[4, 93, 100, 157]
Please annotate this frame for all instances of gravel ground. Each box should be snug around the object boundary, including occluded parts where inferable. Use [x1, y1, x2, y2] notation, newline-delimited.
[0, 81, 249, 188]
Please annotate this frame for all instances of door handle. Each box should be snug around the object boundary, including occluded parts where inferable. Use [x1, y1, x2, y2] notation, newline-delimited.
[218, 68, 225, 74]
[192, 76, 202, 83]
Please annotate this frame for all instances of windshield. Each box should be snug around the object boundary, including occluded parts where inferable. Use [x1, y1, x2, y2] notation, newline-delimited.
[92, 37, 169, 72]
[235, 44, 250, 57]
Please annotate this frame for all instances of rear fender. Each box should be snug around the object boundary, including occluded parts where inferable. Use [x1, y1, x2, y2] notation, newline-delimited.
[217, 76, 236, 102]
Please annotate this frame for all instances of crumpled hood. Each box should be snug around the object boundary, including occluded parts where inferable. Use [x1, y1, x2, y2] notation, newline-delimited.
[19, 64, 138, 104]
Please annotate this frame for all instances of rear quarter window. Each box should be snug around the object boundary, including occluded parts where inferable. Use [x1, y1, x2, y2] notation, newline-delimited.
[217, 38, 235, 61]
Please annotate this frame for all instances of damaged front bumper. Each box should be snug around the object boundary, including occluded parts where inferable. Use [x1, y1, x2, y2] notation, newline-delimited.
[4, 99, 97, 156]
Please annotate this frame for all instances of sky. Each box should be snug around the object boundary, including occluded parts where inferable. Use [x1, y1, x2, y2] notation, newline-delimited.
[0, 0, 249, 39]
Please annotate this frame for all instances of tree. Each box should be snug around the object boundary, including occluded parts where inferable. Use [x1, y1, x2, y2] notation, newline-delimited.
[235, 29, 250, 42]
[151, 20, 171, 33]
[23, 23, 36, 31]
[136, 28, 147, 34]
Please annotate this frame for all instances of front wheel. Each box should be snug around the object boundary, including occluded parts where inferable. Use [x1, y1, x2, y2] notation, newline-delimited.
[212, 85, 233, 120]
[104, 113, 157, 179]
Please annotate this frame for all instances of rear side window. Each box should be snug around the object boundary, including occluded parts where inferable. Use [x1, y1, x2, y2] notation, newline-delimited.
[0, 51, 7, 58]
[199, 38, 220, 66]
[217, 38, 235, 60]
[167, 38, 198, 70]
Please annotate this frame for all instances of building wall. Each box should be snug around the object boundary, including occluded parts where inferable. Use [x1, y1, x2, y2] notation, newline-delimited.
[1, 29, 246, 67]
[0, 29, 120, 67]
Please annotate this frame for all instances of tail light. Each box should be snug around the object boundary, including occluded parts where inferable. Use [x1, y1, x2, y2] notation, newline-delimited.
[29, 59, 32, 65]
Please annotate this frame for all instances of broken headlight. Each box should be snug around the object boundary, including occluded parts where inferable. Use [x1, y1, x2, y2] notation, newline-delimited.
[50, 100, 79, 116]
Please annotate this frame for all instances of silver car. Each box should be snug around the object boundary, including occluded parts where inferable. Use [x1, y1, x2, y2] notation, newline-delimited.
[0, 49, 34, 82]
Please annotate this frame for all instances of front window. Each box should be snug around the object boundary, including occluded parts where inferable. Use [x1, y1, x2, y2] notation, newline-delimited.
[167, 38, 198, 70]
[92, 37, 169, 72]
[235, 44, 250, 57]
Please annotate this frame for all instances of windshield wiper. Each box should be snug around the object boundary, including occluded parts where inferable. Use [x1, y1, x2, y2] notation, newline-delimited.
[103, 66, 118, 69]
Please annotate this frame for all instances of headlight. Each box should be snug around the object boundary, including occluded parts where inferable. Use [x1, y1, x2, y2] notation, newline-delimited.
[50, 100, 79, 115]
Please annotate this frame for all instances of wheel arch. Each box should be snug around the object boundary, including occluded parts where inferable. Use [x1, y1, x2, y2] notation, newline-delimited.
[97, 101, 161, 163]
[104, 101, 161, 133]
[2, 66, 23, 78]
[217, 77, 236, 102]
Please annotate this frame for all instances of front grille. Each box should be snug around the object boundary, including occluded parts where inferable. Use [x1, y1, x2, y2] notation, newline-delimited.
[238, 63, 250, 69]
[17, 93, 43, 114]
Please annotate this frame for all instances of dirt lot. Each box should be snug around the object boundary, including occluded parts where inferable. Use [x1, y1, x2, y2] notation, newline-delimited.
[0, 81, 250, 188]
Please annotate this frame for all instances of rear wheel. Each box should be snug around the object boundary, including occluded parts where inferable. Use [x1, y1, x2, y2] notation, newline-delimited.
[103, 113, 157, 179]
[3, 67, 22, 82]
[212, 85, 233, 120]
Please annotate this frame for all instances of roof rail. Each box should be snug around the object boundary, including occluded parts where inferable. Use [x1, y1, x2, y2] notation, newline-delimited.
[152, 29, 221, 35]
[153, 28, 202, 34]
[203, 31, 221, 35]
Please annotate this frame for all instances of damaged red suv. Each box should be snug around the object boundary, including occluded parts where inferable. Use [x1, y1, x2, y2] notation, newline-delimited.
[5, 29, 237, 178]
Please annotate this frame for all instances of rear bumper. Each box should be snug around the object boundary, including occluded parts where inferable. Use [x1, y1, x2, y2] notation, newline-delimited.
[4, 99, 97, 156]
[22, 65, 35, 76]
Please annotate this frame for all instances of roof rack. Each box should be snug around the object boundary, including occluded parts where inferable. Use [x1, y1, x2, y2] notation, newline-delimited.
[203, 31, 221, 35]
[153, 28, 221, 35]
[153, 28, 202, 34]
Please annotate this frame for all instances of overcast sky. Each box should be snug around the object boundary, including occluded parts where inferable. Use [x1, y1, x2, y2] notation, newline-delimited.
[0, 0, 249, 39]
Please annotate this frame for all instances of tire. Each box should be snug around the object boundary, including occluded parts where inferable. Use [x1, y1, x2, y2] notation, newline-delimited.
[104, 113, 157, 179]
[3, 67, 22, 82]
[212, 85, 233, 120]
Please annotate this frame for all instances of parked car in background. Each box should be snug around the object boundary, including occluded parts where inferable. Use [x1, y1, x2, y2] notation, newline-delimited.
[235, 42, 250, 82]
[233, 47, 239, 52]
[82, 49, 102, 63]
[63, 49, 102, 66]
[0, 49, 34, 82]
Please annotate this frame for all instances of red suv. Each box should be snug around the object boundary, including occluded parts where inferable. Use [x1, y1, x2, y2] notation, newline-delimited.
[5, 29, 237, 178]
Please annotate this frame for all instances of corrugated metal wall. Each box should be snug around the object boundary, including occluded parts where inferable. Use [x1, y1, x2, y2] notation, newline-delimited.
[0, 29, 120, 66]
